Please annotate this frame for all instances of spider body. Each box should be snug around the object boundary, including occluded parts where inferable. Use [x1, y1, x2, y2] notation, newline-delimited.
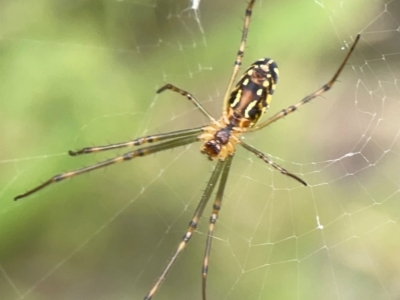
[15, 1, 360, 299]
[200, 58, 278, 160]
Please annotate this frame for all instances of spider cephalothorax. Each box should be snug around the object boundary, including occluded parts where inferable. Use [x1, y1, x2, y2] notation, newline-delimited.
[199, 121, 239, 160]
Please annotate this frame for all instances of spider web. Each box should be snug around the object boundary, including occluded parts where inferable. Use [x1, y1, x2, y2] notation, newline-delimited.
[2, 0, 400, 299]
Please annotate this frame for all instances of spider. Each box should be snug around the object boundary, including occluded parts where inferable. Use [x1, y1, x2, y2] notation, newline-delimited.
[15, 1, 360, 299]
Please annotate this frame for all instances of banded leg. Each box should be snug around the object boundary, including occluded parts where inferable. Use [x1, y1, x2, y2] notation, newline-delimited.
[222, 0, 255, 116]
[14, 135, 199, 201]
[144, 160, 226, 300]
[202, 155, 233, 300]
[251, 34, 361, 132]
[69, 126, 203, 156]
[157, 84, 215, 122]
[240, 141, 307, 186]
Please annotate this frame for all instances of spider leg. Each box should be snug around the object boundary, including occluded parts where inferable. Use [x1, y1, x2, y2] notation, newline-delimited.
[240, 141, 307, 186]
[250, 34, 361, 132]
[144, 160, 226, 300]
[69, 126, 203, 156]
[222, 0, 255, 117]
[202, 155, 233, 300]
[14, 134, 199, 201]
[157, 84, 215, 122]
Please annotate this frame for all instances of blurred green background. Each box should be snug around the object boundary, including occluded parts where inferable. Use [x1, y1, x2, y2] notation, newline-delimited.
[2, 0, 400, 299]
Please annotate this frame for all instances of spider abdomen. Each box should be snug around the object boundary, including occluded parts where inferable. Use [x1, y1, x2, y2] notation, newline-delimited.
[228, 58, 279, 127]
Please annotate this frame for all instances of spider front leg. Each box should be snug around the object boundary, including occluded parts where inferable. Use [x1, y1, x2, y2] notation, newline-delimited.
[202, 155, 233, 300]
[144, 159, 227, 300]
[240, 141, 307, 186]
